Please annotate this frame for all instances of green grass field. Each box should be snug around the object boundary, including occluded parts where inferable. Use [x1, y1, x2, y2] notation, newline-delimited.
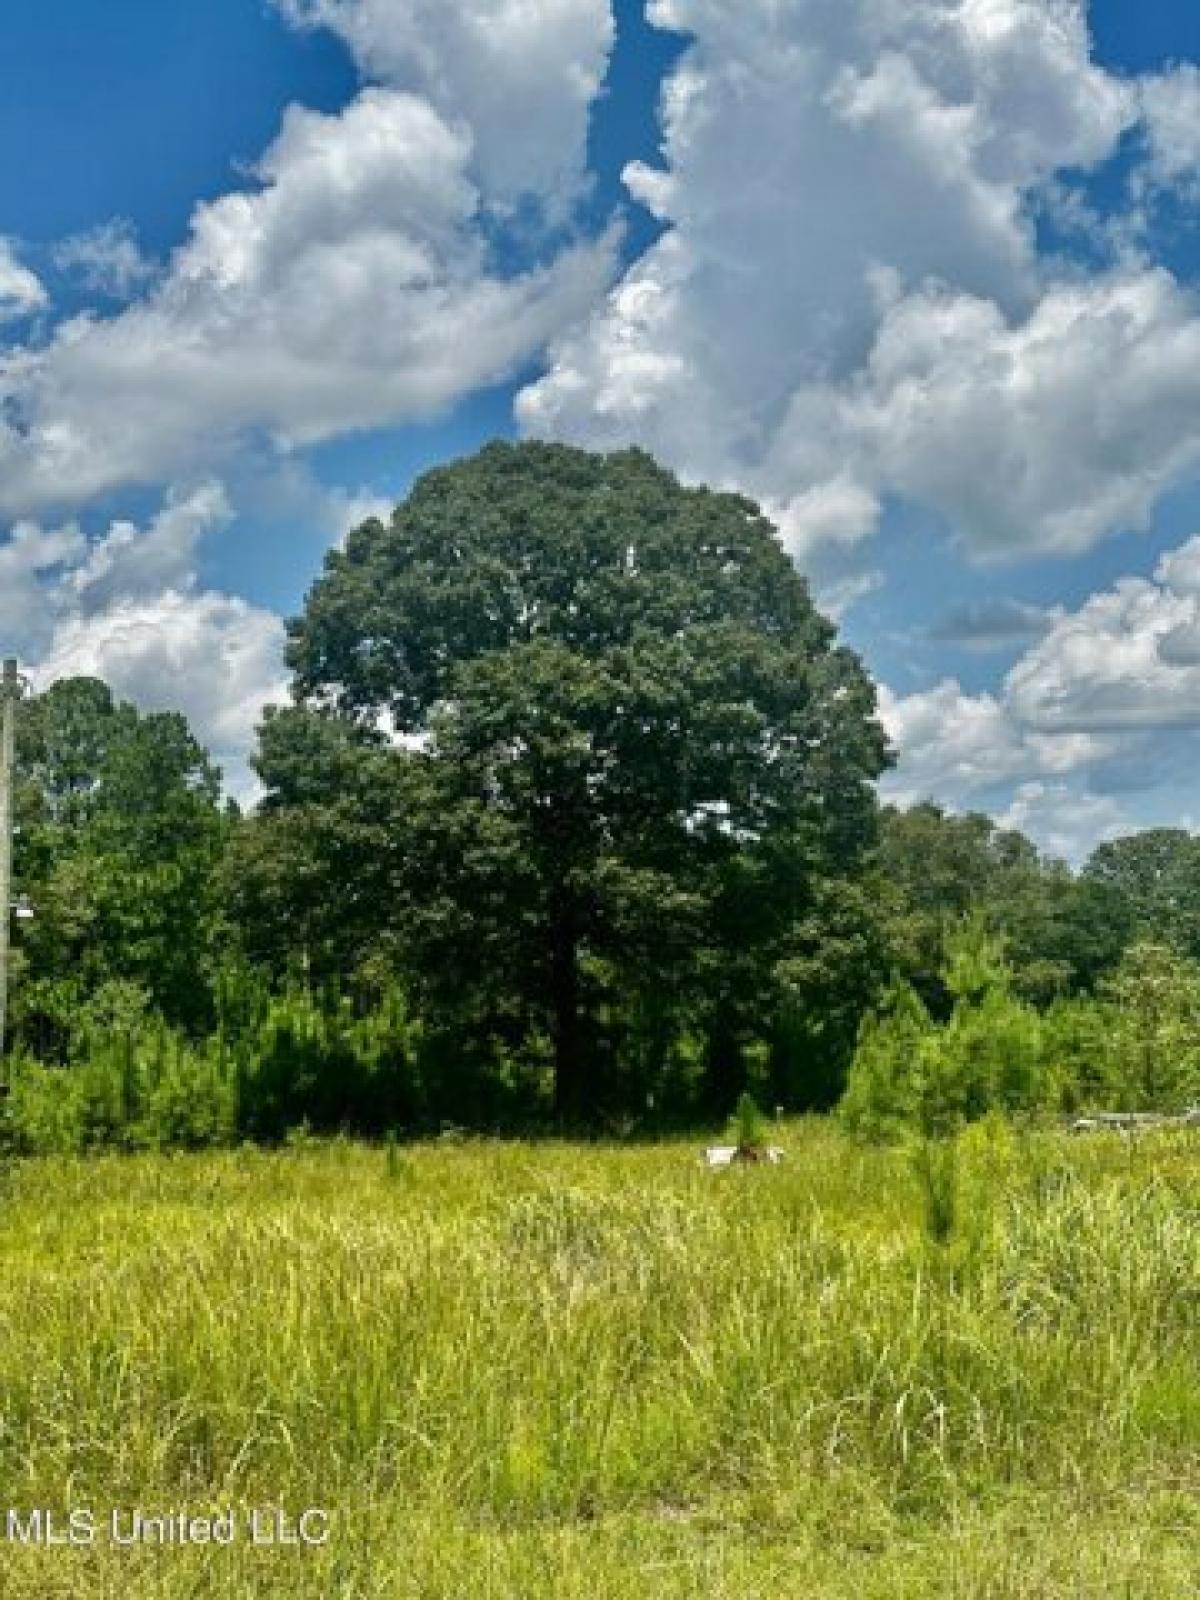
[0, 1121, 1195, 1597]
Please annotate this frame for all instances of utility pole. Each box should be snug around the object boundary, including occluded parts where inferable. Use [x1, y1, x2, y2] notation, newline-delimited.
[0, 658, 18, 1064]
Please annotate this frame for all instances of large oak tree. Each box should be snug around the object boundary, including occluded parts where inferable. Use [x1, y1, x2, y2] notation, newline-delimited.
[251, 443, 889, 1119]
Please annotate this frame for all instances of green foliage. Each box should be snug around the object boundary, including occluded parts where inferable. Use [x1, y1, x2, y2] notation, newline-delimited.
[11, 677, 227, 1037]
[727, 1090, 769, 1151]
[7, 457, 1200, 1146]
[1036, 943, 1200, 1116]
[839, 981, 936, 1141]
[844, 921, 1200, 1140]
[843, 920, 1044, 1138]
[1083, 829, 1200, 957]
[877, 803, 1131, 1012]
[4, 1029, 237, 1155]
[251, 442, 889, 1120]
[1099, 942, 1200, 1111]
[929, 980, 1043, 1130]
[768, 873, 893, 1110]
[235, 986, 416, 1141]
[942, 914, 1010, 1004]
[383, 1129, 407, 1180]
[2, 984, 417, 1155]
[1040, 993, 1123, 1112]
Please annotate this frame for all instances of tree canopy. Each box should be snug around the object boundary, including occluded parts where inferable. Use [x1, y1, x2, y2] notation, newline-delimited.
[252, 442, 890, 1118]
[12, 677, 227, 1046]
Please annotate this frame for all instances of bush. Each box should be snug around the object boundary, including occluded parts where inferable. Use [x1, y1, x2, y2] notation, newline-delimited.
[1100, 943, 1200, 1112]
[726, 1091, 770, 1151]
[236, 987, 416, 1140]
[2, 983, 417, 1155]
[1040, 994, 1117, 1112]
[841, 921, 1044, 1138]
[910, 1135, 959, 1246]
[842, 926, 1200, 1143]
[928, 984, 1043, 1129]
[839, 982, 936, 1141]
[3, 1029, 237, 1155]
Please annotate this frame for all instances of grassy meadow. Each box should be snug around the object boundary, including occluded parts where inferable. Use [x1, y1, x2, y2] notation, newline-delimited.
[0, 1121, 1195, 1598]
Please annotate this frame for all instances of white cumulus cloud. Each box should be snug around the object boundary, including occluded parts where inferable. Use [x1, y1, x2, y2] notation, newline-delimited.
[1007, 537, 1200, 731]
[998, 781, 1129, 862]
[0, 239, 47, 323]
[36, 592, 287, 797]
[0, 89, 618, 519]
[879, 678, 1110, 803]
[5, 485, 286, 792]
[519, 0, 1200, 565]
[883, 530, 1200, 854]
[273, 0, 615, 211]
[52, 220, 156, 299]
[1138, 63, 1200, 188]
[791, 271, 1200, 558]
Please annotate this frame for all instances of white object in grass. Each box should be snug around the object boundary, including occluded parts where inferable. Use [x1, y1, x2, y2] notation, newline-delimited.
[703, 1145, 784, 1168]
[704, 1145, 738, 1168]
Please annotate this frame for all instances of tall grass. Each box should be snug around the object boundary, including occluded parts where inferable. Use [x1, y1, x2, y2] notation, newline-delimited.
[0, 1121, 1194, 1596]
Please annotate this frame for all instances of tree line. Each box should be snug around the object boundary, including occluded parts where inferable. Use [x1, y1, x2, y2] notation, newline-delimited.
[5, 443, 1198, 1148]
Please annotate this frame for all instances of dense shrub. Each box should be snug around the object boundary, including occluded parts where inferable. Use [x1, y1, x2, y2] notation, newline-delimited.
[1100, 943, 1200, 1111]
[837, 982, 936, 1140]
[1, 985, 417, 1155]
[236, 987, 416, 1140]
[4, 1029, 236, 1155]
[841, 927, 1200, 1139]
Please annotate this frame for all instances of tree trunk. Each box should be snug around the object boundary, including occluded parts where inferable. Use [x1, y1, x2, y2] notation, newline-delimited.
[703, 1005, 744, 1117]
[551, 904, 584, 1124]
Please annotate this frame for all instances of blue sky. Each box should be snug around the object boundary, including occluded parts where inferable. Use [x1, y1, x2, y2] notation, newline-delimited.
[2, 0, 1200, 860]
